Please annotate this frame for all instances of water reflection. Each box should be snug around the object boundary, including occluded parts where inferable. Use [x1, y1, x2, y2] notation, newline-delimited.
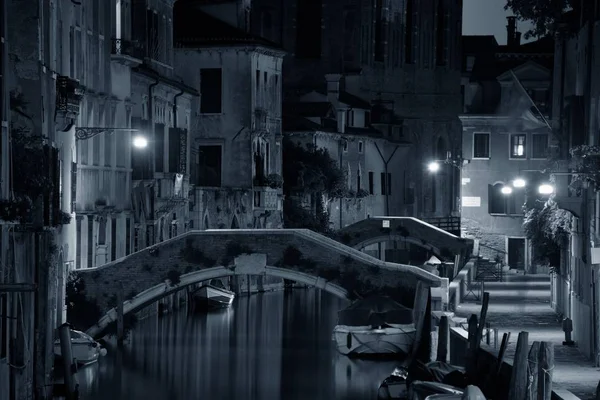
[78, 289, 402, 400]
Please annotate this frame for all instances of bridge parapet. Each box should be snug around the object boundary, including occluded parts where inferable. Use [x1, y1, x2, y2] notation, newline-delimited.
[74, 229, 445, 337]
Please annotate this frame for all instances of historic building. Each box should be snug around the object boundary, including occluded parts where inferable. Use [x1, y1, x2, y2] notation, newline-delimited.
[1, 0, 83, 398]
[174, 1, 284, 230]
[459, 23, 554, 273]
[550, 3, 600, 364]
[247, 0, 464, 222]
[128, 0, 197, 251]
[283, 73, 412, 226]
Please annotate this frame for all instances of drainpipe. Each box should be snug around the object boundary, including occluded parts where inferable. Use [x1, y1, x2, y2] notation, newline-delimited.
[173, 89, 184, 130]
[339, 139, 344, 229]
[147, 79, 159, 179]
[374, 143, 399, 215]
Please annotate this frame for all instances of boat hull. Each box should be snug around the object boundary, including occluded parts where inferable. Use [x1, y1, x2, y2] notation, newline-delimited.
[333, 325, 416, 356]
[54, 332, 105, 366]
[193, 285, 235, 309]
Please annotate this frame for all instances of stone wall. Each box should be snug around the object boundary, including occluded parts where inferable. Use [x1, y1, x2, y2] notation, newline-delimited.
[76, 230, 442, 318]
[189, 187, 283, 230]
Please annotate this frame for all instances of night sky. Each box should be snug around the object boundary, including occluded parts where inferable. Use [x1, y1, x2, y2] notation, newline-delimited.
[463, 0, 535, 44]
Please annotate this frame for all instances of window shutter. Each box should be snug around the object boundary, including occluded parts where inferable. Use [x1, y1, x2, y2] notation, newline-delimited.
[487, 184, 492, 214]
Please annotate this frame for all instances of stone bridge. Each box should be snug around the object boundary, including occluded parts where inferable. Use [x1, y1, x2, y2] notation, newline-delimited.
[336, 217, 473, 268]
[75, 229, 446, 338]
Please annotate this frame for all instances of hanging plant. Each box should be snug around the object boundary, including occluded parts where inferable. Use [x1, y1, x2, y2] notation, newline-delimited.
[0, 196, 33, 223]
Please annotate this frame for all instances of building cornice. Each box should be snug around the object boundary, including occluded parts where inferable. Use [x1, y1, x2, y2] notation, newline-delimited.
[176, 44, 286, 58]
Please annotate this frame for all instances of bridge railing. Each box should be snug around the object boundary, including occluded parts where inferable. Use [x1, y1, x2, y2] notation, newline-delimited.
[421, 216, 461, 236]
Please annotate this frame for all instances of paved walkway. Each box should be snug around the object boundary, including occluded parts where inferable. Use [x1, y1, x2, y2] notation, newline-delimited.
[454, 273, 600, 400]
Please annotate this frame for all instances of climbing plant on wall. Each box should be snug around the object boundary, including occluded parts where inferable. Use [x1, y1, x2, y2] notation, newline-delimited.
[282, 137, 346, 234]
[522, 173, 572, 272]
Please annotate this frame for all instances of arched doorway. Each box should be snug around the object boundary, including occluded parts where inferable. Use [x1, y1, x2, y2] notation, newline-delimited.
[231, 215, 239, 229]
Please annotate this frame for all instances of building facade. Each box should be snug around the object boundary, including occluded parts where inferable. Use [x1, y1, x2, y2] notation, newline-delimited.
[1, 0, 83, 398]
[174, 2, 284, 230]
[460, 28, 554, 273]
[550, 2, 600, 364]
[248, 0, 464, 221]
[127, 0, 196, 251]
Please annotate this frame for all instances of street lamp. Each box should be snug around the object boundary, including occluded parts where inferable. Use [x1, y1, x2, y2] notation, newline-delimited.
[538, 184, 555, 195]
[132, 135, 148, 148]
[75, 127, 142, 141]
[428, 161, 440, 173]
[501, 186, 513, 195]
[513, 178, 526, 188]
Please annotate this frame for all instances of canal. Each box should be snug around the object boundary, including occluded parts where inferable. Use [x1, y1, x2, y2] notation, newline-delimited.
[76, 288, 402, 400]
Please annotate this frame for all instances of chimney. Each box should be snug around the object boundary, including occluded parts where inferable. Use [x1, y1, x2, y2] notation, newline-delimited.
[506, 16, 518, 47]
[325, 74, 343, 102]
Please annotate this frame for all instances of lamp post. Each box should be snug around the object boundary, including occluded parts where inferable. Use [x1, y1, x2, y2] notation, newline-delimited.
[75, 127, 142, 141]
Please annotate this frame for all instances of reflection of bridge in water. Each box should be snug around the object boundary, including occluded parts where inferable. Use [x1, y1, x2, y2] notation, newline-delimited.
[77, 290, 399, 400]
[76, 223, 470, 337]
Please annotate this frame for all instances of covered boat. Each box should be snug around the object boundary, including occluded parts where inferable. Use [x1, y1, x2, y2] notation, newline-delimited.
[333, 295, 416, 356]
[54, 329, 107, 366]
[192, 279, 235, 309]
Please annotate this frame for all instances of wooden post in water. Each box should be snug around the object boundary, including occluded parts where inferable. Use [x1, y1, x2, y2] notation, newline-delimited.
[117, 283, 124, 347]
[508, 331, 529, 400]
[475, 292, 490, 345]
[466, 314, 479, 380]
[436, 315, 449, 362]
[526, 341, 540, 400]
[409, 281, 430, 362]
[538, 341, 554, 400]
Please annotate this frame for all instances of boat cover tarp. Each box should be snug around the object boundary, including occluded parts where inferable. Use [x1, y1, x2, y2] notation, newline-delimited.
[337, 296, 413, 327]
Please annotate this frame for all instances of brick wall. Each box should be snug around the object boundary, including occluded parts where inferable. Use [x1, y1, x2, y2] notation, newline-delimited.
[76, 230, 438, 317]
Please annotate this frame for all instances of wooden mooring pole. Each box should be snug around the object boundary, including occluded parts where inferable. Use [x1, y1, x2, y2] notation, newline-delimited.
[526, 341, 540, 400]
[436, 315, 449, 363]
[508, 331, 529, 400]
[538, 341, 554, 400]
[117, 283, 124, 347]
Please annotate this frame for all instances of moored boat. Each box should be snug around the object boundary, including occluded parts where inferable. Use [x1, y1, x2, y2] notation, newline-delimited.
[192, 280, 235, 309]
[333, 295, 416, 357]
[53, 329, 107, 366]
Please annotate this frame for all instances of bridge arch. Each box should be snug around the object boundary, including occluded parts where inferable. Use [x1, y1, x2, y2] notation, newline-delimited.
[87, 266, 350, 338]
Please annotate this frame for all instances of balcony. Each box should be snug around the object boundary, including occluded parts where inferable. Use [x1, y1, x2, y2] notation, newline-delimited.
[56, 76, 84, 117]
[111, 38, 144, 66]
[253, 187, 281, 211]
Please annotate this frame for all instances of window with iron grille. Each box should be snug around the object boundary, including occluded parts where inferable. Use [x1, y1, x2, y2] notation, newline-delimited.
[531, 134, 548, 159]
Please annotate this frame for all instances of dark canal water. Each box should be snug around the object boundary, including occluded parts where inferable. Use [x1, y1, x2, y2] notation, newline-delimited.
[77, 289, 402, 400]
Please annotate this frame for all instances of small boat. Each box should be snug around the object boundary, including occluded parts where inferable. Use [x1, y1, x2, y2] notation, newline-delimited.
[408, 381, 464, 400]
[333, 295, 416, 357]
[53, 329, 107, 366]
[378, 367, 409, 399]
[192, 280, 235, 309]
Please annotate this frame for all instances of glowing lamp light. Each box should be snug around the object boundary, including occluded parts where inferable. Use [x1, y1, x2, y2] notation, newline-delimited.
[428, 162, 440, 173]
[132, 135, 148, 149]
[538, 184, 555, 195]
[501, 186, 513, 195]
[512, 178, 526, 188]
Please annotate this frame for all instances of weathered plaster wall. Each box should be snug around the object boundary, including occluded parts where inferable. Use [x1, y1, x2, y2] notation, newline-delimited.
[189, 187, 283, 229]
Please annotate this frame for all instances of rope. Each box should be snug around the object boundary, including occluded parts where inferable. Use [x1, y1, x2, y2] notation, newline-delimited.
[526, 357, 555, 397]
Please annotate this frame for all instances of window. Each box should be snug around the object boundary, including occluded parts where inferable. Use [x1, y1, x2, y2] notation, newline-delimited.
[111, 218, 117, 260]
[98, 217, 106, 245]
[343, 141, 348, 152]
[154, 123, 165, 172]
[368, 171, 374, 194]
[531, 134, 548, 159]
[261, 10, 272, 40]
[510, 134, 526, 158]
[488, 183, 521, 215]
[256, 70, 260, 89]
[263, 71, 267, 85]
[358, 141, 363, 153]
[197, 145, 222, 187]
[357, 170, 361, 190]
[436, 0, 447, 66]
[380, 172, 391, 195]
[473, 133, 490, 159]
[200, 68, 223, 114]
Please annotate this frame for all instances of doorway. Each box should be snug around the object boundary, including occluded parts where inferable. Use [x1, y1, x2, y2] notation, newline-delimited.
[507, 237, 526, 270]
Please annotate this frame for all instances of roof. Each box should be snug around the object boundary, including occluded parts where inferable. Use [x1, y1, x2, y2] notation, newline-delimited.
[132, 65, 199, 96]
[174, 7, 282, 50]
[283, 102, 333, 118]
[462, 35, 499, 54]
[338, 91, 371, 109]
